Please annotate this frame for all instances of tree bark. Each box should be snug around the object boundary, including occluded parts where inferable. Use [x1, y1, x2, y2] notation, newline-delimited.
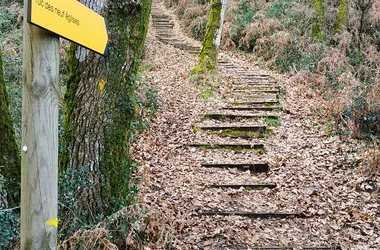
[60, 0, 151, 228]
[312, 0, 325, 41]
[336, 0, 349, 32]
[0, 47, 21, 207]
[192, 0, 227, 74]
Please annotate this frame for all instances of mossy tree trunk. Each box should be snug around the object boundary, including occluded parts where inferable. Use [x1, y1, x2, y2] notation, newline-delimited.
[192, 0, 227, 74]
[0, 48, 20, 207]
[336, 0, 350, 32]
[312, 0, 325, 41]
[60, 0, 151, 227]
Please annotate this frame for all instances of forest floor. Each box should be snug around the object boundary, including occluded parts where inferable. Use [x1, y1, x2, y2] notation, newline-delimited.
[132, 1, 379, 250]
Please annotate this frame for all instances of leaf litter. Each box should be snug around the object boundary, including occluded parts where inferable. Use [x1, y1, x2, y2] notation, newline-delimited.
[132, 3, 379, 249]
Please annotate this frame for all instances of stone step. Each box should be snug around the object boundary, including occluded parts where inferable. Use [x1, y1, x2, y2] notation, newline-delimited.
[231, 88, 279, 94]
[199, 211, 306, 219]
[203, 113, 279, 121]
[210, 183, 277, 189]
[195, 124, 269, 138]
[185, 143, 265, 152]
[201, 163, 269, 172]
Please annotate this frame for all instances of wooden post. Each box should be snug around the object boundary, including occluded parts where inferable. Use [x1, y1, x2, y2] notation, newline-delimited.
[21, 0, 59, 248]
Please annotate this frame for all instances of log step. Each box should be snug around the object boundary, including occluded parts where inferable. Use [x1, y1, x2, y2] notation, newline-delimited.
[195, 125, 269, 138]
[203, 113, 279, 121]
[185, 143, 265, 152]
[199, 211, 306, 219]
[201, 163, 269, 172]
[210, 183, 277, 189]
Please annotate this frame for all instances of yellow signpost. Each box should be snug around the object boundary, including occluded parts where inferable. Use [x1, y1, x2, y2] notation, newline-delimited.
[27, 0, 109, 55]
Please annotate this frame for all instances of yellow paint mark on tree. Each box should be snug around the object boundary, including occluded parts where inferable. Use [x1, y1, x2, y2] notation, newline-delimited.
[99, 78, 105, 92]
[46, 218, 58, 228]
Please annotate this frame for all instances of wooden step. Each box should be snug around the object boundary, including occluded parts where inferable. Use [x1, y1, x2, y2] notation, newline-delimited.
[240, 247, 341, 250]
[222, 105, 282, 112]
[230, 94, 278, 100]
[203, 113, 279, 121]
[229, 101, 279, 106]
[246, 80, 278, 84]
[195, 124, 269, 138]
[185, 143, 265, 152]
[151, 14, 170, 19]
[231, 89, 279, 94]
[201, 163, 269, 172]
[199, 211, 306, 219]
[210, 183, 277, 189]
[153, 24, 174, 28]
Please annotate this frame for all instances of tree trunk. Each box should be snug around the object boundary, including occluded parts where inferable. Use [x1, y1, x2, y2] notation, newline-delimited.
[312, 0, 325, 41]
[192, 0, 227, 75]
[60, 0, 151, 228]
[336, 0, 349, 32]
[0, 48, 21, 207]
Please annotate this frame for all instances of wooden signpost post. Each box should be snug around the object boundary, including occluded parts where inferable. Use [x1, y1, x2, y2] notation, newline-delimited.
[21, 0, 108, 248]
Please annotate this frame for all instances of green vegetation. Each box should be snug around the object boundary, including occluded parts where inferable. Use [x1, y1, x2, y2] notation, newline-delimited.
[266, 117, 281, 127]
[186, 143, 265, 152]
[194, 126, 270, 138]
[0, 48, 20, 207]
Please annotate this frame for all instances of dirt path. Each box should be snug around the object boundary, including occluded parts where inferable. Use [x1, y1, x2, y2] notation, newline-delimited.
[133, 1, 379, 249]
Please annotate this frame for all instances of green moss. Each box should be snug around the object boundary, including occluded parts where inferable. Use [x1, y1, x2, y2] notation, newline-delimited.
[312, 0, 325, 41]
[336, 0, 348, 33]
[193, 126, 201, 133]
[266, 117, 281, 127]
[195, 127, 270, 138]
[191, 0, 222, 74]
[254, 147, 265, 154]
[0, 49, 21, 206]
[60, 0, 152, 228]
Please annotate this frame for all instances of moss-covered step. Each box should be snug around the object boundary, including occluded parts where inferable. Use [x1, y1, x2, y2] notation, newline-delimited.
[199, 211, 306, 219]
[151, 14, 171, 19]
[222, 105, 282, 112]
[229, 100, 280, 106]
[185, 143, 265, 152]
[201, 163, 269, 172]
[203, 113, 279, 121]
[194, 124, 269, 138]
[210, 183, 277, 189]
